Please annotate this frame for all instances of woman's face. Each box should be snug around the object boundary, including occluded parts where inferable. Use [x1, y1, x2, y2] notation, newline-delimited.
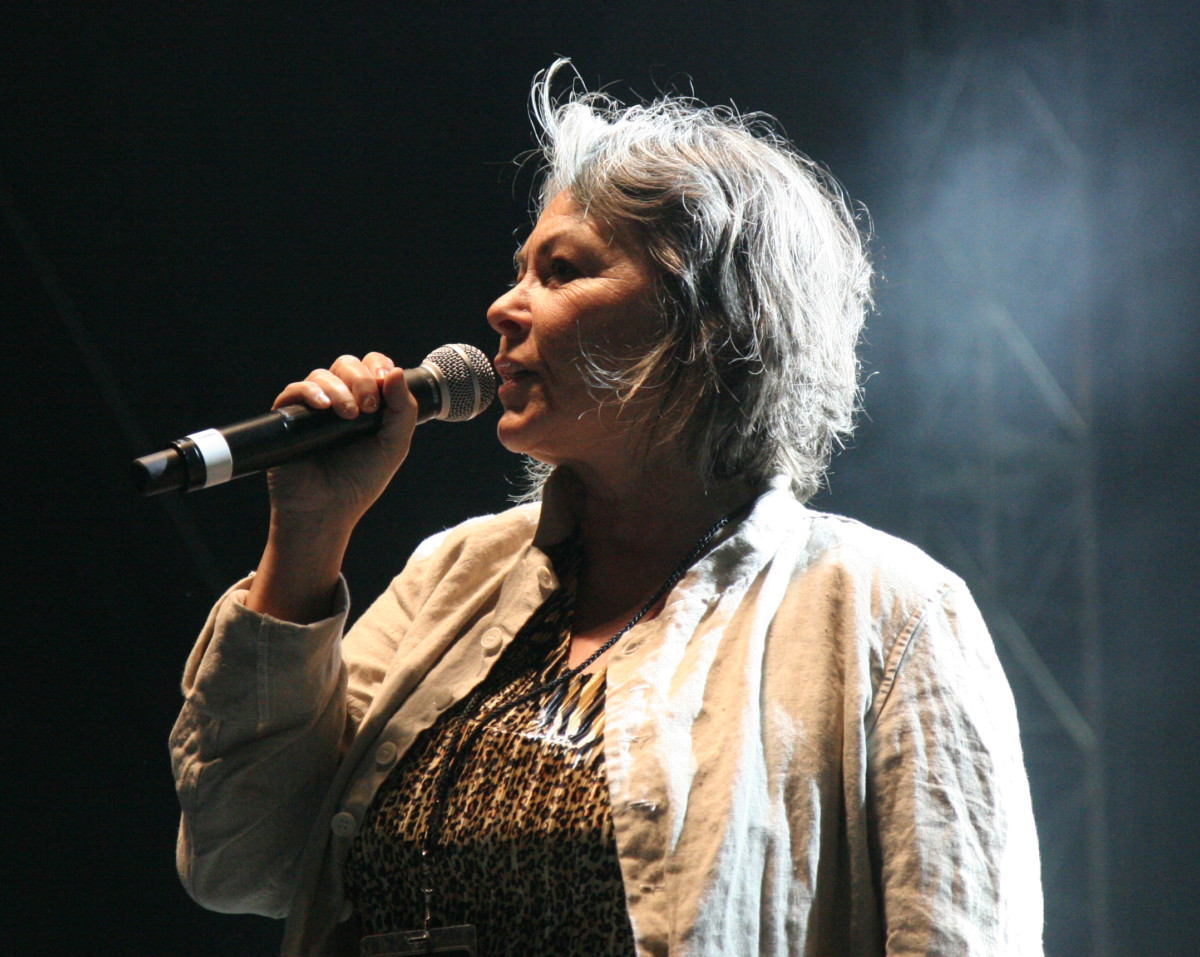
[487, 191, 662, 476]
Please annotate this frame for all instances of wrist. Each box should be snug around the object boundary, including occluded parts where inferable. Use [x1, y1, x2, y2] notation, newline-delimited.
[246, 514, 354, 624]
[267, 507, 356, 553]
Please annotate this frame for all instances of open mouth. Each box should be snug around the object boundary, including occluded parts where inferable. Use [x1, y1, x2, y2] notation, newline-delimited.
[495, 359, 534, 385]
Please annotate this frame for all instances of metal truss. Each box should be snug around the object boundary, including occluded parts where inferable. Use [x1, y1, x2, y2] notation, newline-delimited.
[884, 5, 1111, 955]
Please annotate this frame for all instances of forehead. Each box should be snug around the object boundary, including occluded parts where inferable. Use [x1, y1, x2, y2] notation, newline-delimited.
[516, 191, 636, 263]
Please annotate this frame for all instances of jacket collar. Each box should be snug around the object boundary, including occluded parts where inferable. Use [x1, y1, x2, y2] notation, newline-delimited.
[530, 467, 800, 564]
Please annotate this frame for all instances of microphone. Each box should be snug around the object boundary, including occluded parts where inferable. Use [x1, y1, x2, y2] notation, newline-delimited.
[131, 343, 496, 496]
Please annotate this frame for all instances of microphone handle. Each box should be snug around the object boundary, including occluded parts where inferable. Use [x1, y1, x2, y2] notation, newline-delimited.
[132, 367, 441, 496]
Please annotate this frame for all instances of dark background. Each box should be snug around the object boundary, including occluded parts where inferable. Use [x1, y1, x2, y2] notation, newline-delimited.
[3, 3, 1196, 955]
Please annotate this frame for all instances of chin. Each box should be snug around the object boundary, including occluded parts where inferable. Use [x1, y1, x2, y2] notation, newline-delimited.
[495, 413, 541, 457]
[496, 419, 568, 468]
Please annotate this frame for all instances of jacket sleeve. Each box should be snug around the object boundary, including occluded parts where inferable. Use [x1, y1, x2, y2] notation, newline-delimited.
[866, 581, 1045, 956]
[169, 575, 357, 917]
[167, 514, 517, 919]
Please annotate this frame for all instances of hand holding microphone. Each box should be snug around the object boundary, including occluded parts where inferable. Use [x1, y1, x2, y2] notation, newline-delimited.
[132, 344, 495, 622]
[132, 343, 496, 499]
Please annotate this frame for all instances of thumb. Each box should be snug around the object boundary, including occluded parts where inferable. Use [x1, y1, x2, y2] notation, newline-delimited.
[376, 367, 420, 453]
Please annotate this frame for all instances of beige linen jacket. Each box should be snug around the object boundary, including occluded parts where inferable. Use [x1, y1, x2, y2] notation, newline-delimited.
[171, 474, 1043, 956]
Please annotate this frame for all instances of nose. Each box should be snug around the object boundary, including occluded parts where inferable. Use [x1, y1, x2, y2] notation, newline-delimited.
[487, 282, 528, 340]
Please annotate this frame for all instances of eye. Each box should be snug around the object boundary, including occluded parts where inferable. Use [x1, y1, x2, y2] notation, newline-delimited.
[548, 257, 581, 283]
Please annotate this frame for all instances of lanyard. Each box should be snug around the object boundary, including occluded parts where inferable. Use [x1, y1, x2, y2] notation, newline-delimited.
[414, 503, 745, 932]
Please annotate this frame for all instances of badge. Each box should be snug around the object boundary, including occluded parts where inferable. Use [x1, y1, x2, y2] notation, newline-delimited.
[360, 924, 477, 957]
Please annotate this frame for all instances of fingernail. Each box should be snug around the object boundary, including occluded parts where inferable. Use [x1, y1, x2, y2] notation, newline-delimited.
[361, 395, 378, 413]
[313, 390, 331, 407]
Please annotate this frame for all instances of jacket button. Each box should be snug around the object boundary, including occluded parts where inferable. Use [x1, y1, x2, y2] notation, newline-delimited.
[480, 628, 504, 655]
[434, 690, 455, 711]
[537, 566, 554, 589]
[375, 740, 398, 768]
[330, 811, 357, 838]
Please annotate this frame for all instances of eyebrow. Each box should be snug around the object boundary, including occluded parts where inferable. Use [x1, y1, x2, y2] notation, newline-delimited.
[513, 226, 587, 272]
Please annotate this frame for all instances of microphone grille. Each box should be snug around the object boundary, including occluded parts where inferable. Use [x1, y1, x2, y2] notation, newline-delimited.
[423, 344, 497, 422]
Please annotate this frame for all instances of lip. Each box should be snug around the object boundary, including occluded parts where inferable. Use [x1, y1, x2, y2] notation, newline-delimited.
[494, 356, 537, 405]
[494, 356, 535, 385]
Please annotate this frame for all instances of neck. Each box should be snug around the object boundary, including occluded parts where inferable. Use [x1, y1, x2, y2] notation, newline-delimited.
[543, 456, 758, 655]
[567, 455, 756, 584]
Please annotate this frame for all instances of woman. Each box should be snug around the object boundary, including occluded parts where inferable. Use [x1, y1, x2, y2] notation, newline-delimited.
[172, 63, 1043, 956]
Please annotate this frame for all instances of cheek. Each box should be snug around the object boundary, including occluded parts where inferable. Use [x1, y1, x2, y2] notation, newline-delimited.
[584, 304, 661, 362]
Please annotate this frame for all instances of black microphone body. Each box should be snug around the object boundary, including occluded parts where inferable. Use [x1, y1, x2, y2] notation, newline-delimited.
[132, 344, 495, 496]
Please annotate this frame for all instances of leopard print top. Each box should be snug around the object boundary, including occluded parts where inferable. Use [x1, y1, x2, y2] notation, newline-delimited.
[343, 549, 636, 956]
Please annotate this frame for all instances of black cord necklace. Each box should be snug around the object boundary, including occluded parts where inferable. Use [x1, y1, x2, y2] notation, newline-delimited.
[368, 503, 747, 956]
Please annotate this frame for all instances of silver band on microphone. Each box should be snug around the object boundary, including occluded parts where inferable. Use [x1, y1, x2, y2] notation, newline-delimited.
[185, 428, 234, 488]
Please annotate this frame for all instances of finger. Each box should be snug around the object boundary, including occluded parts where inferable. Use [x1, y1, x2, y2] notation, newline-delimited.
[380, 367, 419, 417]
[362, 351, 396, 384]
[308, 368, 361, 417]
[330, 354, 383, 415]
[273, 379, 334, 412]
[376, 367, 420, 454]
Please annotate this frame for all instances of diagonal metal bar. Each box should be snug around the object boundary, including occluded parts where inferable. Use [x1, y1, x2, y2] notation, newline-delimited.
[980, 298, 1089, 436]
[937, 532, 1098, 754]
[0, 167, 225, 597]
[1008, 66, 1088, 175]
[902, 42, 977, 188]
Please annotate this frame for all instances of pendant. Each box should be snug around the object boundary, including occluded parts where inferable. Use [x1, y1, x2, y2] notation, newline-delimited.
[360, 924, 477, 957]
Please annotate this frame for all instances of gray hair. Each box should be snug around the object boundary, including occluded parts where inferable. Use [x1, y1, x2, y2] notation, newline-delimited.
[519, 60, 873, 501]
